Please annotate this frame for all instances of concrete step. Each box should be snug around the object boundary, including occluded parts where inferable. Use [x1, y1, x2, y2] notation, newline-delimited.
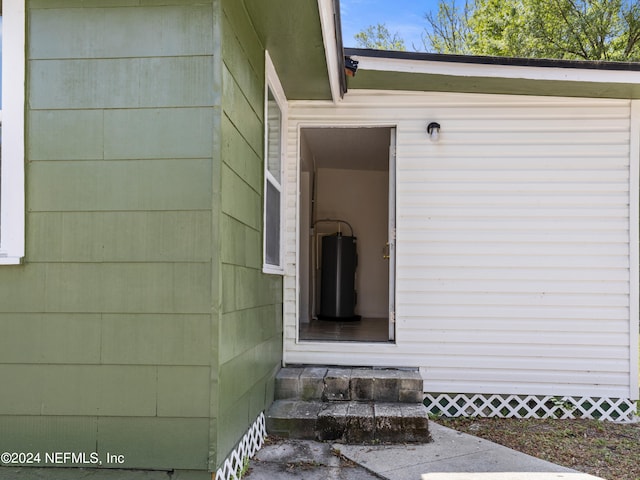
[275, 366, 423, 403]
[266, 400, 431, 444]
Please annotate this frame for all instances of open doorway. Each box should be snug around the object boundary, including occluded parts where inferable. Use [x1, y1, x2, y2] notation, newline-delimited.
[298, 127, 395, 342]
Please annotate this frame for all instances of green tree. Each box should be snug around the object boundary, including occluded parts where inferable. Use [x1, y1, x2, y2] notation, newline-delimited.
[465, 0, 531, 57]
[354, 23, 406, 51]
[424, 0, 474, 54]
[424, 0, 640, 61]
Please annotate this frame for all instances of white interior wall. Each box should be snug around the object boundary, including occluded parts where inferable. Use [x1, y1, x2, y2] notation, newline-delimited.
[316, 167, 389, 318]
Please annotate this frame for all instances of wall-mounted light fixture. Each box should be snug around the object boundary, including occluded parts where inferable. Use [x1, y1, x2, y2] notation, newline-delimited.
[427, 122, 441, 142]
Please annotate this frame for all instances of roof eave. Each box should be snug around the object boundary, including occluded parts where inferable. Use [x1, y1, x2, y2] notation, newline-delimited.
[318, 0, 346, 102]
[345, 48, 640, 99]
[244, 0, 343, 101]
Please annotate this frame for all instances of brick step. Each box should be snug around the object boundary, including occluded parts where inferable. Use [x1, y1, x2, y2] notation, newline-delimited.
[266, 400, 431, 444]
[275, 366, 423, 403]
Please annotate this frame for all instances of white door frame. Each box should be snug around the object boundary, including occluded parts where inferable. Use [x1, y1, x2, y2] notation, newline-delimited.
[388, 128, 397, 341]
[295, 123, 397, 343]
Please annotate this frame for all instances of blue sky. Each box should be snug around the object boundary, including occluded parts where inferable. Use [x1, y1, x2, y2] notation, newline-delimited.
[340, 0, 441, 51]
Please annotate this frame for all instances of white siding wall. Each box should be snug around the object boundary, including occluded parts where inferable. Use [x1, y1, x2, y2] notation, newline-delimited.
[284, 91, 639, 399]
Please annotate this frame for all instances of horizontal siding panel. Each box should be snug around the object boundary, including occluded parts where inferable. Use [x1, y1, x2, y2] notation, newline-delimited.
[101, 314, 211, 366]
[0, 267, 47, 313]
[396, 343, 629, 361]
[222, 14, 263, 115]
[396, 279, 628, 295]
[398, 182, 629, 194]
[398, 266, 629, 281]
[410, 131, 630, 146]
[396, 254, 629, 269]
[399, 231, 629, 244]
[399, 218, 629, 232]
[31, 60, 217, 108]
[398, 206, 628, 219]
[29, 6, 215, 59]
[290, 105, 631, 122]
[222, 0, 264, 79]
[399, 116, 632, 132]
[222, 67, 262, 156]
[0, 365, 157, 416]
[401, 144, 629, 158]
[42, 263, 211, 314]
[401, 242, 629, 256]
[424, 368, 629, 387]
[407, 354, 629, 371]
[402, 158, 630, 170]
[29, 160, 212, 212]
[401, 317, 629, 333]
[399, 193, 629, 207]
[398, 304, 629, 320]
[222, 115, 263, 193]
[96, 417, 209, 470]
[401, 125, 629, 140]
[304, 92, 630, 109]
[221, 165, 261, 229]
[157, 366, 211, 417]
[0, 416, 98, 455]
[0, 314, 101, 364]
[103, 108, 214, 160]
[398, 292, 628, 307]
[27, 211, 212, 263]
[397, 330, 628, 346]
[29, 110, 104, 160]
[30, 59, 139, 109]
[397, 169, 629, 183]
[423, 379, 629, 397]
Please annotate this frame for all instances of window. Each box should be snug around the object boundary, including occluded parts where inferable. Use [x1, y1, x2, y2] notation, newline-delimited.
[0, 0, 25, 265]
[263, 52, 286, 274]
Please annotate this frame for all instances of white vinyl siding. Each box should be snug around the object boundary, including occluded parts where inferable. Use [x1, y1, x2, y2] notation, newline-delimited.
[284, 91, 638, 400]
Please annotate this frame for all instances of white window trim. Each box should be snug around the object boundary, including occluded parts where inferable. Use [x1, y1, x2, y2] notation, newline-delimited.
[0, 0, 26, 265]
[263, 51, 287, 275]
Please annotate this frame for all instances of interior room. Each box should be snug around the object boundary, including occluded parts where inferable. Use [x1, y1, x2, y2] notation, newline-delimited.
[298, 127, 394, 342]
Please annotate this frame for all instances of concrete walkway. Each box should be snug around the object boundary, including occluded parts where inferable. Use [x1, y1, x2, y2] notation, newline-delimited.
[247, 422, 604, 480]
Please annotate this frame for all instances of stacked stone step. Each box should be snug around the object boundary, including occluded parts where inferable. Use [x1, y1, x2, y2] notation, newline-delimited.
[266, 367, 431, 444]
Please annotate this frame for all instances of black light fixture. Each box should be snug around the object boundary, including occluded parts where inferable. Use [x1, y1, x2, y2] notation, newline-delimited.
[427, 122, 441, 142]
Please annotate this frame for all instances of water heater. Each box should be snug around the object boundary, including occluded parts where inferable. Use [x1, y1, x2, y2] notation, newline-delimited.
[319, 233, 359, 320]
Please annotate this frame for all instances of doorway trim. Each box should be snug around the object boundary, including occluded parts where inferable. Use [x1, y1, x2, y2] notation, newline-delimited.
[291, 123, 398, 345]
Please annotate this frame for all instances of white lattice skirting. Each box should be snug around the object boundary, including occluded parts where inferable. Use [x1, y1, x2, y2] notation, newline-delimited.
[424, 393, 639, 422]
[215, 412, 267, 480]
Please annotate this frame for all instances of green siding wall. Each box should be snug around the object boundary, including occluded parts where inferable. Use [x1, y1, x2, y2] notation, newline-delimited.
[215, 0, 283, 466]
[0, 0, 283, 476]
[0, 0, 219, 476]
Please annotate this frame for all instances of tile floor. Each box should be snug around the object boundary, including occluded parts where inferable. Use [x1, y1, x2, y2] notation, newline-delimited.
[298, 317, 390, 342]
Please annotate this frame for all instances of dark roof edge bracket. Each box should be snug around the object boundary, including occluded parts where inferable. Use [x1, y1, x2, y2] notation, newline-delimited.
[344, 57, 359, 76]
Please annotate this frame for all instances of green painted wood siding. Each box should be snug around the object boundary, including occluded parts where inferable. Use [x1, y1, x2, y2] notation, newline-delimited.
[0, 0, 220, 475]
[0, 0, 284, 475]
[215, 0, 283, 466]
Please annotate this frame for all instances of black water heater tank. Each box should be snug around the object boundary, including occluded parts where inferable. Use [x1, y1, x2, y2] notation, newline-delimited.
[320, 233, 359, 320]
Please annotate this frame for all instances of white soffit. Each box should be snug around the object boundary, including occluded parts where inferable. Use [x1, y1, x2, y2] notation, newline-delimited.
[351, 54, 640, 85]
